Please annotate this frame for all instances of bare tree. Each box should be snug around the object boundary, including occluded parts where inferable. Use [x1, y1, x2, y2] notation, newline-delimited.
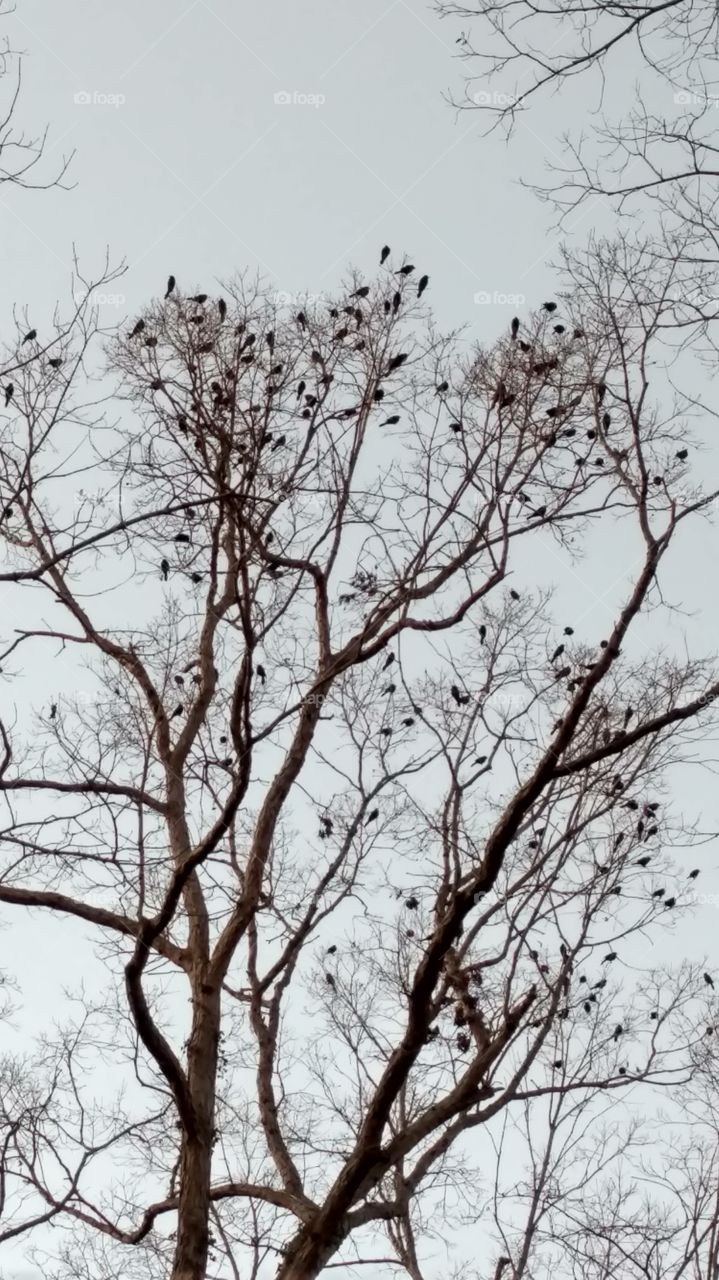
[436, 0, 719, 316]
[0, 247, 717, 1280]
[0, 1, 73, 191]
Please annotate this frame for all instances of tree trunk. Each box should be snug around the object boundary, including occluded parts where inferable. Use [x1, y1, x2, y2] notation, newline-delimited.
[170, 977, 221, 1280]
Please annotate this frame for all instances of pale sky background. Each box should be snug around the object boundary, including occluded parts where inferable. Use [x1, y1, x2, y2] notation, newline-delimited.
[1, 2, 719, 1277]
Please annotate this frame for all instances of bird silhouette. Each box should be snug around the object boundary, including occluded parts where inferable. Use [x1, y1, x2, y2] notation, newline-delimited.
[689, 869, 700, 879]
[553, 324, 565, 334]
[519, 340, 532, 353]
[171, 705, 184, 719]
[636, 856, 651, 867]
[325, 973, 336, 989]
[405, 895, 419, 910]
[396, 264, 415, 276]
[49, 702, 57, 720]
[704, 973, 714, 988]
[402, 717, 415, 727]
[190, 294, 208, 304]
[511, 316, 519, 339]
[256, 664, 267, 684]
[164, 275, 176, 299]
[3, 383, 13, 406]
[352, 285, 370, 299]
[664, 897, 676, 908]
[383, 653, 395, 669]
[380, 245, 391, 264]
[22, 328, 37, 344]
[160, 559, 170, 581]
[48, 358, 63, 368]
[365, 808, 379, 824]
[296, 311, 307, 328]
[218, 298, 227, 322]
[417, 274, 429, 297]
[510, 589, 520, 600]
[450, 685, 470, 706]
[129, 320, 145, 338]
[613, 1024, 623, 1041]
[479, 624, 486, 643]
[386, 353, 408, 373]
[652, 888, 665, 899]
[382, 414, 400, 426]
[563, 626, 574, 635]
[602, 952, 618, 964]
[676, 448, 688, 461]
[551, 644, 565, 662]
[542, 302, 557, 313]
[435, 379, 449, 395]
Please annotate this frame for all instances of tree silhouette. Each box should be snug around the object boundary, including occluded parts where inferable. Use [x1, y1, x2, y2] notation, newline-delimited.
[0, 250, 717, 1280]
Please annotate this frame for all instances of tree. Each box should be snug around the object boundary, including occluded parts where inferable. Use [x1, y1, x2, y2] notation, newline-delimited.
[0, 0, 73, 191]
[437, 0, 719, 318]
[0, 250, 717, 1280]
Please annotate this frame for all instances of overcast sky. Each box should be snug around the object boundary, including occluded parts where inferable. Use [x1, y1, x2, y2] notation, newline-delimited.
[1, 3, 718, 1277]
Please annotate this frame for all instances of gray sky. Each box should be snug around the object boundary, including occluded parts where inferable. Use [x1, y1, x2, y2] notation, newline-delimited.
[2, 2, 719, 1276]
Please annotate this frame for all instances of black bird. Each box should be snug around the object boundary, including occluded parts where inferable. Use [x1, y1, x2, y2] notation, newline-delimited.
[22, 328, 37, 344]
[129, 319, 145, 338]
[48, 358, 63, 368]
[171, 704, 184, 719]
[396, 264, 415, 276]
[383, 653, 395, 670]
[392, 291, 402, 313]
[602, 952, 618, 964]
[352, 285, 370, 299]
[689, 869, 700, 879]
[326, 944, 337, 954]
[164, 275, 176, 299]
[174, 675, 184, 688]
[365, 808, 379, 825]
[325, 973, 336, 989]
[564, 626, 574, 635]
[593, 978, 607, 990]
[405, 895, 419, 910]
[382, 683, 396, 696]
[510, 589, 520, 600]
[402, 718, 415, 727]
[417, 274, 429, 297]
[218, 298, 227, 322]
[256, 664, 267, 685]
[510, 316, 520, 339]
[380, 245, 390, 264]
[479, 624, 486, 644]
[652, 888, 665, 899]
[435, 379, 449, 395]
[650, 1011, 658, 1020]
[704, 973, 714, 988]
[382, 414, 400, 426]
[457, 1032, 471, 1052]
[583, 1001, 592, 1014]
[636, 856, 651, 867]
[190, 294, 208, 304]
[664, 897, 676, 908]
[551, 644, 565, 662]
[602, 412, 611, 431]
[519, 340, 532, 353]
[160, 559, 170, 581]
[296, 311, 307, 328]
[450, 685, 469, 706]
[50, 702, 57, 720]
[623, 707, 634, 728]
[613, 1024, 623, 1041]
[618, 1067, 627, 1076]
[190, 572, 202, 584]
[386, 353, 408, 373]
[296, 380, 306, 400]
[3, 383, 13, 406]
[271, 435, 286, 452]
[676, 449, 688, 461]
[573, 328, 584, 338]
[542, 302, 557, 313]
[553, 324, 565, 334]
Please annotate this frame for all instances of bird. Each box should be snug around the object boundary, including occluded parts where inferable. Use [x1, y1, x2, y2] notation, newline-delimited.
[49, 702, 57, 720]
[402, 718, 415, 728]
[3, 383, 13, 406]
[129, 320, 145, 338]
[592, 978, 607, 990]
[704, 973, 714, 988]
[22, 328, 37, 344]
[325, 973, 336, 989]
[573, 327, 584, 338]
[48, 358, 63, 368]
[636, 856, 651, 868]
[382, 683, 396, 696]
[171, 705, 184, 719]
[164, 275, 176, 299]
[602, 952, 618, 964]
[174, 675, 184, 688]
[396, 264, 415, 276]
[510, 316, 519, 339]
[456, 1032, 471, 1052]
[174, 533, 190, 544]
[417, 274, 429, 297]
[190, 573, 202, 584]
[618, 1067, 627, 1076]
[386, 353, 408, 373]
[380, 245, 391, 264]
[352, 285, 370, 299]
[553, 324, 565, 334]
[296, 311, 307, 328]
[563, 626, 574, 635]
[160, 559, 170, 581]
[450, 685, 469, 706]
[652, 888, 665, 899]
[551, 644, 565, 662]
[689, 869, 700, 879]
[435, 379, 450, 395]
[613, 1024, 623, 1041]
[218, 298, 227, 322]
[510, 589, 520, 600]
[542, 301, 557, 313]
[405, 895, 419, 910]
[664, 897, 676, 909]
[676, 448, 688, 461]
[583, 1001, 591, 1014]
[326, 944, 337, 954]
[623, 707, 634, 728]
[381, 414, 400, 427]
[190, 294, 208, 304]
[479, 624, 487, 644]
[256, 664, 266, 685]
[602, 412, 611, 431]
[383, 653, 395, 670]
[365, 808, 379, 825]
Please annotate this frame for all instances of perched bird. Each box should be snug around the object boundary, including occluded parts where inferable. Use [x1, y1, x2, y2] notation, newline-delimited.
[160, 559, 170, 581]
[553, 324, 565, 334]
[392, 291, 401, 312]
[218, 298, 227, 322]
[352, 285, 370, 299]
[602, 412, 611, 430]
[171, 704, 184, 719]
[129, 319, 145, 338]
[405, 895, 419, 910]
[325, 973, 336, 989]
[417, 274, 429, 297]
[326, 944, 337, 954]
[613, 1024, 623, 1041]
[435, 379, 449, 395]
[50, 702, 57, 721]
[583, 1001, 591, 1014]
[551, 644, 565, 662]
[510, 316, 520, 339]
[563, 626, 574, 635]
[676, 448, 688, 461]
[164, 275, 176, 299]
[636, 856, 651, 868]
[623, 707, 634, 728]
[383, 653, 395, 669]
[386, 353, 408, 373]
[296, 380, 306, 400]
[48, 358, 63, 368]
[190, 294, 208, 304]
[174, 675, 184, 688]
[542, 301, 557, 313]
[256, 664, 267, 685]
[479, 624, 487, 644]
[22, 328, 37, 344]
[402, 717, 415, 728]
[382, 414, 400, 426]
[365, 808, 379, 825]
[296, 311, 307, 328]
[652, 888, 665, 899]
[450, 684, 469, 706]
[704, 973, 714, 988]
[664, 897, 676, 908]
[382, 683, 396, 696]
[592, 978, 607, 990]
[689, 869, 700, 879]
[456, 1032, 471, 1052]
[510, 589, 520, 600]
[396, 264, 415, 276]
[602, 952, 618, 964]
[380, 245, 391, 264]
[4, 383, 13, 406]
[174, 533, 190, 544]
